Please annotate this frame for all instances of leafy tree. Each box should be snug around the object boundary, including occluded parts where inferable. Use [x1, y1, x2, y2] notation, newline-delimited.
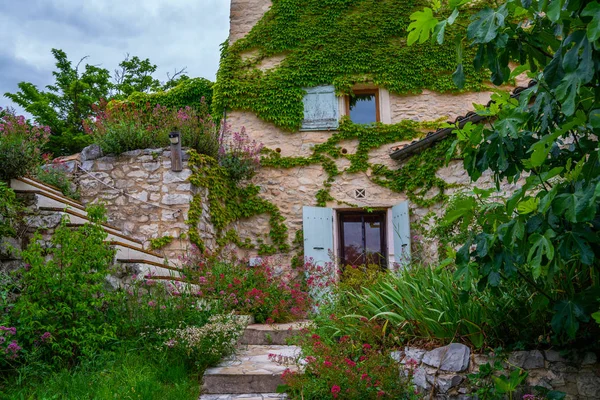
[5, 49, 195, 156]
[113, 54, 162, 98]
[410, 0, 600, 344]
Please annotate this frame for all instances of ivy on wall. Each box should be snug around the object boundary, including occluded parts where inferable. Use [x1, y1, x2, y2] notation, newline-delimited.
[213, 0, 487, 129]
[187, 151, 289, 255]
[127, 78, 214, 110]
[261, 117, 450, 207]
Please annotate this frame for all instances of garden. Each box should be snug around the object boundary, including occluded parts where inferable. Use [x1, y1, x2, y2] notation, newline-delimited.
[2, 0, 600, 399]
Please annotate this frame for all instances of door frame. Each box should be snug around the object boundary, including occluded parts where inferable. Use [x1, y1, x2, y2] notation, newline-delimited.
[337, 209, 388, 268]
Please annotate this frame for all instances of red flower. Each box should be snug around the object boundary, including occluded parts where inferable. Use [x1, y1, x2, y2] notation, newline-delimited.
[323, 360, 333, 367]
[331, 385, 341, 398]
[363, 343, 372, 350]
[344, 358, 357, 367]
[377, 390, 385, 397]
[360, 373, 370, 381]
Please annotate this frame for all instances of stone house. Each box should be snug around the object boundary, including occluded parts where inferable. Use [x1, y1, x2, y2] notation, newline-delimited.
[215, 0, 525, 269]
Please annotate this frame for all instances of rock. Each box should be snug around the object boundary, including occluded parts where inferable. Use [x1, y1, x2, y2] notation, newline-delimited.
[0, 260, 23, 274]
[427, 374, 463, 394]
[412, 366, 430, 390]
[163, 170, 192, 184]
[104, 274, 121, 291]
[127, 170, 149, 179]
[422, 343, 470, 372]
[161, 194, 191, 205]
[81, 144, 103, 161]
[581, 352, 597, 366]
[25, 213, 63, 230]
[577, 372, 600, 397]
[122, 149, 142, 157]
[0, 237, 21, 260]
[142, 162, 160, 172]
[390, 350, 404, 363]
[403, 347, 427, 364]
[508, 350, 545, 370]
[545, 350, 568, 363]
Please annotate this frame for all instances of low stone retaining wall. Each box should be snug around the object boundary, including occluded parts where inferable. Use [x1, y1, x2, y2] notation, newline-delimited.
[392, 344, 600, 399]
[76, 145, 215, 260]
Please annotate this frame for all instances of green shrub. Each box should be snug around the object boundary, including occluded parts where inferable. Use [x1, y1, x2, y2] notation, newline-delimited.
[34, 162, 80, 200]
[283, 331, 418, 399]
[13, 204, 116, 366]
[0, 107, 50, 181]
[0, 183, 21, 238]
[85, 98, 219, 157]
[178, 250, 310, 323]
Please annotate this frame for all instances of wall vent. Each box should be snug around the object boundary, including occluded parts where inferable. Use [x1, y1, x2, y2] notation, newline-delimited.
[355, 189, 366, 199]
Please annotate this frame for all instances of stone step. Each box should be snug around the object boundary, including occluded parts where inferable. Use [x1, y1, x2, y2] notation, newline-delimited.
[199, 394, 286, 399]
[202, 345, 301, 395]
[240, 321, 311, 346]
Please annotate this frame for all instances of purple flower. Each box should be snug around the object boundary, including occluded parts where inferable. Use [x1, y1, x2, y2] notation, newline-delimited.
[40, 332, 52, 342]
[0, 326, 16, 336]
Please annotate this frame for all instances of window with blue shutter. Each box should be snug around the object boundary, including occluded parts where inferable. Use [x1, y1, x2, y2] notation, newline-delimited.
[301, 85, 339, 131]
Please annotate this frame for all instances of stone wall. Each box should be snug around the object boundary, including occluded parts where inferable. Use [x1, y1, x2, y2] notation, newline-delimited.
[392, 343, 600, 399]
[76, 146, 214, 260]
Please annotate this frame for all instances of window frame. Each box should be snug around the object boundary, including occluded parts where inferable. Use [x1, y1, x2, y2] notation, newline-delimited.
[345, 89, 381, 124]
[337, 210, 387, 269]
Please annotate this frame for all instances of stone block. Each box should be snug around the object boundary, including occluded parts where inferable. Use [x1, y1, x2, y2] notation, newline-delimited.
[582, 352, 598, 366]
[163, 169, 192, 184]
[161, 194, 191, 205]
[422, 343, 470, 372]
[403, 347, 427, 364]
[127, 170, 149, 179]
[508, 350, 545, 370]
[142, 162, 160, 172]
[121, 149, 142, 157]
[427, 373, 464, 394]
[81, 144, 103, 161]
[0, 237, 21, 260]
[577, 372, 600, 397]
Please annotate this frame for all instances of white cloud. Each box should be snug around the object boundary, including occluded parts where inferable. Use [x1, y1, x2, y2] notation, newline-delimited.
[0, 0, 230, 115]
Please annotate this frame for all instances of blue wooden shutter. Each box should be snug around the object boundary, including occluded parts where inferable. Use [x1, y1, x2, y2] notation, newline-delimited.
[391, 201, 411, 267]
[301, 85, 339, 131]
[302, 206, 334, 266]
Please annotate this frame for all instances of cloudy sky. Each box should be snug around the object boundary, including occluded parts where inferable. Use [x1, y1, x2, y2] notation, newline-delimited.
[0, 0, 230, 115]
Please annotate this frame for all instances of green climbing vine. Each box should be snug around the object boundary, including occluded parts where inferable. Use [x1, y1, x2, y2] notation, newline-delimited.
[187, 151, 289, 255]
[213, 0, 487, 129]
[261, 117, 450, 207]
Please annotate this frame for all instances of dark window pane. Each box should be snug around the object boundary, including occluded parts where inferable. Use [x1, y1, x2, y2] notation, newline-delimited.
[364, 216, 383, 266]
[349, 94, 377, 124]
[343, 218, 364, 266]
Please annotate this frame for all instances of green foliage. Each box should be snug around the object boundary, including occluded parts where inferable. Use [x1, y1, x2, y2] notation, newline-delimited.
[282, 331, 418, 399]
[85, 98, 219, 157]
[0, 183, 21, 238]
[338, 264, 385, 293]
[35, 163, 80, 200]
[5, 49, 109, 155]
[349, 265, 552, 349]
[127, 77, 214, 111]
[188, 151, 289, 254]
[262, 118, 449, 206]
[149, 235, 173, 250]
[0, 108, 50, 181]
[4, 48, 213, 156]
[468, 360, 528, 400]
[13, 204, 116, 365]
[213, 0, 487, 129]
[411, 0, 600, 346]
[0, 348, 202, 400]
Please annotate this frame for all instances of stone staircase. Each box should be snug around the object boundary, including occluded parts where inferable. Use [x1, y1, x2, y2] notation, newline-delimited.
[10, 176, 183, 281]
[200, 321, 311, 400]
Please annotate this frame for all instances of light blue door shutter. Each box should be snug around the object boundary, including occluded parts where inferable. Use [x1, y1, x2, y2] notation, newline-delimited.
[301, 85, 339, 131]
[391, 201, 411, 267]
[302, 206, 334, 266]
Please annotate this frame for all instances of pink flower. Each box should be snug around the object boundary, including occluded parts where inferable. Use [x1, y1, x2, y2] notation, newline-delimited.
[344, 358, 357, 367]
[148, 301, 156, 307]
[363, 343, 372, 350]
[331, 385, 341, 398]
[323, 360, 333, 367]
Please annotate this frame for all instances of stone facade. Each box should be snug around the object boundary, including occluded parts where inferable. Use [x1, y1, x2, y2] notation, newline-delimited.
[392, 344, 600, 399]
[76, 147, 214, 260]
[222, 0, 528, 265]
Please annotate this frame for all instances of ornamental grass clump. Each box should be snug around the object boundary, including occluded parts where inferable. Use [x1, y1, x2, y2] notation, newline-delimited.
[0, 107, 50, 180]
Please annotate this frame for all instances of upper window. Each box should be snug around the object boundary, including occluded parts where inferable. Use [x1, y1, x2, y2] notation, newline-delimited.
[346, 89, 380, 124]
